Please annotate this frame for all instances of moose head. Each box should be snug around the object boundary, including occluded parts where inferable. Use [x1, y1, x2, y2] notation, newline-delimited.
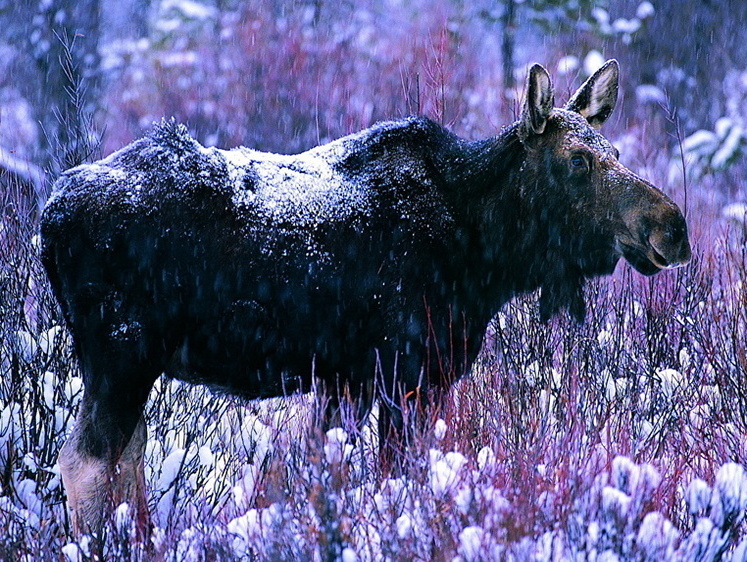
[513, 59, 691, 319]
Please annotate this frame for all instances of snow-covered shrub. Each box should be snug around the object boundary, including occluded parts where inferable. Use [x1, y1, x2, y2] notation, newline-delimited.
[3, 2, 747, 558]
[678, 117, 745, 180]
[673, 69, 747, 181]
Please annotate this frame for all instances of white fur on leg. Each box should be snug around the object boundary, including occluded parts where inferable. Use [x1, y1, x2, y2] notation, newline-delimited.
[59, 424, 110, 537]
[59, 415, 149, 537]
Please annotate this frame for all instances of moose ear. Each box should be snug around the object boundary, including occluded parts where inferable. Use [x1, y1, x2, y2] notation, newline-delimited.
[565, 59, 619, 129]
[520, 64, 555, 139]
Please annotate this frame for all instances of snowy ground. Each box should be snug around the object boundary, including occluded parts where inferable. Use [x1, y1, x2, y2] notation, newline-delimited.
[2, 1, 747, 558]
[2, 243, 747, 560]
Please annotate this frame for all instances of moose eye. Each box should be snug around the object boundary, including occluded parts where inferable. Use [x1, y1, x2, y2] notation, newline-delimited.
[570, 154, 586, 169]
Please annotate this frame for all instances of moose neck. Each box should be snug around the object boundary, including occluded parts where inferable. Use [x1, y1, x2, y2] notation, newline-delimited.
[437, 122, 583, 320]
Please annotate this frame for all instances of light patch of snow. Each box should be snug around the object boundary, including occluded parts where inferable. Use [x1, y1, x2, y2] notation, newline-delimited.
[176, 527, 204, 562]
[539, 388, 556, 418]
[115, 501, 132, 531]
[682, 130, 718, 155]
[676, 517, 724, 559]
[636, 1, 655, 19]
[587, 521, 600, 545]
[715, 117, 734, 139]
[61, 542, 84, 562]
[161, 0, 216, 20]
[0, 403, 21, 455]
[584, 51, 606, 77]
[601, 486, 631, 519]
[689, 403, 711, 431]
[15, 478, 42, 520]
[433, 418, 447, 441]
[458, 526, 487, 562]
[678, 347, 691, 370]
[454, 485, 472, 515]
[374, 477, 408, 513]
[606, 375, 625, 402]
[611, 456, 640, 495]
[713, 462, 747, 526]
[722, 202, 747, 223]
[635, 511, 679, 558]
[238, 416, 274, 466]
[429, 449, 467, 497]
[591, 8, 610, 26]
[228, 503, 284, 556]
[23, 452, 38, 473]
[341, 547, 358, 562]
[494, 312, 508, 331]
[478, 486, 511, 528]
[597, 326, 614, 346]
[556, 56, 579, 76]
[62, 537, 91, 561]
[226, 139, 369, 230]
[41, 371, 56, 410]
[395, 513, 412, 539]
[612, 18, 641, 35]
[198, 445, 214, 467]
[635, 84, 667, 105]
[155, 18, 182, 33]
[476, 446, 496, 473]
[74, 162, 129, 184]
[232, 464, 261, 508]
[38, 325, 64, 356]
[655, 368, 683, 399]
[158, 447, 187, 491]
[712, 122, 743, 170]
[523, 360, 541, 387]
[228, 508, 263, 552]
[536, 530, 565, 561]
[14, 330, 37, 362]
[324, 427, 352, 464]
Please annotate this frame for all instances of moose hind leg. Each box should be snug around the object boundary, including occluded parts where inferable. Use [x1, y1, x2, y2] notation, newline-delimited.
[114, 415, 149, 529]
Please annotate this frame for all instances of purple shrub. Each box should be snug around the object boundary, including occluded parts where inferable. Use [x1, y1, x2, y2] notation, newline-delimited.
[1, 0, 746, 558]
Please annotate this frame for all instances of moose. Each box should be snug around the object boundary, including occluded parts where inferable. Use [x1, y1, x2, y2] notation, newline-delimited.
[41, 60, 690, 536]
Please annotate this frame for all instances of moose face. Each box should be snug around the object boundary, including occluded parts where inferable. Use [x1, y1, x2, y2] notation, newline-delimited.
[519, 60, 691, 280]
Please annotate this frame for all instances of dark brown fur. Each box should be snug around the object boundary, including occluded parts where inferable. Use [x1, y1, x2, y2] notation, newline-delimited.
[40, 60, 690, 536]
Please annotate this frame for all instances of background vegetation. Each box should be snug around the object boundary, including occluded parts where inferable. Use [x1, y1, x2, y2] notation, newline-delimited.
[1, 0, 746, 559]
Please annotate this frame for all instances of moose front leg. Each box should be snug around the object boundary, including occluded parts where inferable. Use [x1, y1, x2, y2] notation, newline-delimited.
[60, 399, 150, 539]
[59, 421, 110, 537]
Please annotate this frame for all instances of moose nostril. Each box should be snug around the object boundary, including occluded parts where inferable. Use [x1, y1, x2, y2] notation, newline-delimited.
[648, 218, 691, 268]
[652, 247, 669, 267]
[669, 215, 692, 262]
[679, 236, 692, 263]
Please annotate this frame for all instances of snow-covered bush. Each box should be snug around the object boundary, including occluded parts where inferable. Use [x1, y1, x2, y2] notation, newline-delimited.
[674, 69, 747, 181]
[679, 117, 745, 180]
[2, 1, 747, 559]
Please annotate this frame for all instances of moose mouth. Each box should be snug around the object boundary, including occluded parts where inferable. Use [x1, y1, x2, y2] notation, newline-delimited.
[619, 243, 671, 276]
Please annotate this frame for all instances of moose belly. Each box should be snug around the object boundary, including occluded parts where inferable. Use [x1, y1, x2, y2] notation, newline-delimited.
[162, 298, 314, 398]
[163, 294, 387, 399]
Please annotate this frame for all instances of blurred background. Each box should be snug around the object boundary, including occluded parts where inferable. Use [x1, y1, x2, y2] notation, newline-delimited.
[1, 0, 746, 224]
[2, 2, 747, 555]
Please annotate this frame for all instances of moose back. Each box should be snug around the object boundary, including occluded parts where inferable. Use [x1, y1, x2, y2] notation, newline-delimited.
[41, 60, 690, 535]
